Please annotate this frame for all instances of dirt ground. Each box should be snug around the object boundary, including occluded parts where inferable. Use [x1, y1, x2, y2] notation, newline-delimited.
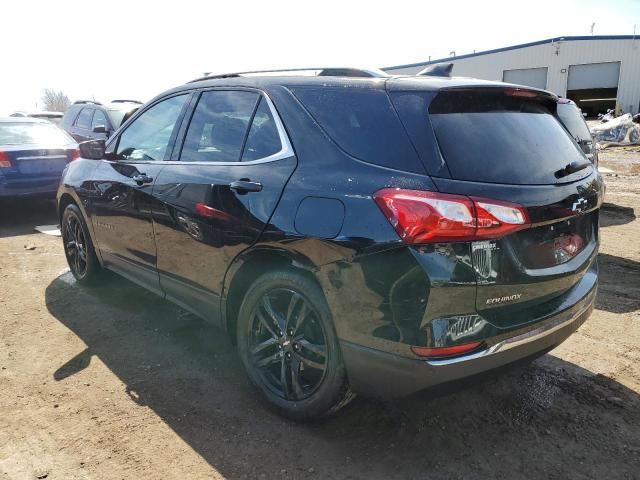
[1, 151, 639, 480]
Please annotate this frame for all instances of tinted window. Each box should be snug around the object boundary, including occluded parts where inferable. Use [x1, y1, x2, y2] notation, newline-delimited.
[557, 103, 591, 142]
[116, 94, 187, 161]
[0, 122, 74, 145]
[290, 87, 422, 172]
[242, 98, 282, 161]
[92, 109, 109, 129]
[429, 90, 591, 185]
[181, 90, 258, 162]
[75, 108, 93, 129]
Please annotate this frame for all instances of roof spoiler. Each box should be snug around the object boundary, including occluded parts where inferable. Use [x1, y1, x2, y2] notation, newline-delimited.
[417, 63, 454, 78]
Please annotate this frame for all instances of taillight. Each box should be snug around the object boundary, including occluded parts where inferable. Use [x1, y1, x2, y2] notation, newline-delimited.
[0, 151, 11, 168]
[68, 149, 80, 161]
[373, 188, 529, 244]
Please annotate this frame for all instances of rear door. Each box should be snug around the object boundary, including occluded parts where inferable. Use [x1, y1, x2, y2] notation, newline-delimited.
[89, 93, 191, 294]
[391, 86, 603, 329]
[151, 89, 297, 323]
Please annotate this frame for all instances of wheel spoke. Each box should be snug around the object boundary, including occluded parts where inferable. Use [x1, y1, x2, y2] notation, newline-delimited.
[279, 357, 290, 399]
[256, 351, 281, 368]
[297, 339, 326, 359]
[290, 356, 304, 400]
[262, 295, 285, 332]
[251, 337, 278, 357]
[285, 292, 302, 332]
[256, 309, 279, 340]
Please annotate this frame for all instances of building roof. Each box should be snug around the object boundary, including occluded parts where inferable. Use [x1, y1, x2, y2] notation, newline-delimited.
[385, 35, 640, 70]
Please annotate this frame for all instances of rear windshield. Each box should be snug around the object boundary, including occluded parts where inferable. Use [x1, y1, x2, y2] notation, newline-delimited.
[290, 86, 423, 173]
[429, 90, 591, 185]
[0, 122, 74, 146]
[556, 103, 592, 142]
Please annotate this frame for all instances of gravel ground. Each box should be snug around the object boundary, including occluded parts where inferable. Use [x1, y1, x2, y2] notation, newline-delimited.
[0, 153, 639, 479]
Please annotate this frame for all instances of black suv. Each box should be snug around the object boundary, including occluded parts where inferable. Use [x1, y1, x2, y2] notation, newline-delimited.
[57, 69, 603, 419]
[60, 99, 142, 142]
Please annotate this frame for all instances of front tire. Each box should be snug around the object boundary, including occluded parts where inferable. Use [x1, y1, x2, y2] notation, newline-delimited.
[61, 203, 102, 284]
[237, 270, 353, 420]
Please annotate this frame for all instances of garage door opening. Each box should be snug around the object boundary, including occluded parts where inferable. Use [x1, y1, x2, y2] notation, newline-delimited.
[566, 62, 620, 118]
[503, 67, 548, 90]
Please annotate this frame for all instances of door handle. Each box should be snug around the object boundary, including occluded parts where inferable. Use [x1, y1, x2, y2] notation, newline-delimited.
[229, 179, 262, 194]
[132, 173, 153, 185]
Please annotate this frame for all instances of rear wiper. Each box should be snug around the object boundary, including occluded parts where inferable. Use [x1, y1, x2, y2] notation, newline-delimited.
[554, 160, 592, 179]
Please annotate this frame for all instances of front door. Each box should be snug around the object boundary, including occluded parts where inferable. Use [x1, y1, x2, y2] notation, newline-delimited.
[151, 89, 297, 323]
[90, 93, 191, 294]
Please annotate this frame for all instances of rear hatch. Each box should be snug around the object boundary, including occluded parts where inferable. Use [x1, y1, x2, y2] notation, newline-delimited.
[391, 84, 603, 330]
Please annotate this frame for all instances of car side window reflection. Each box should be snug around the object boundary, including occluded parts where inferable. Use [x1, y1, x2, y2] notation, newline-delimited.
[180, 90, 259, 162]
[116, 95, 187, 162]
[242, 97, 282, 161]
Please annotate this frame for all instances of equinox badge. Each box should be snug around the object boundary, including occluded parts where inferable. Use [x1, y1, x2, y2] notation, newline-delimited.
[486, 293, 522, 305]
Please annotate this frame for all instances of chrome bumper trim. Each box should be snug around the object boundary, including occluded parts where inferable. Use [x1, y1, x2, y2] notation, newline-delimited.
[425, 299, 593, 366]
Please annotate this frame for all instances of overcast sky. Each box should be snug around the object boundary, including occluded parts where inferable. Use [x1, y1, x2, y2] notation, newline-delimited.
[1, 0, 638, 114]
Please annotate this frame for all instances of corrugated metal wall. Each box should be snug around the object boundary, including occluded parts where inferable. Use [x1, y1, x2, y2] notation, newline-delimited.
[387, 39, 640, 114]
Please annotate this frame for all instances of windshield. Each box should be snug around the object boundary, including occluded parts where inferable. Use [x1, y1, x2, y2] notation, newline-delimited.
[429, 90, 591, 185]
[0, 122, 74, 146]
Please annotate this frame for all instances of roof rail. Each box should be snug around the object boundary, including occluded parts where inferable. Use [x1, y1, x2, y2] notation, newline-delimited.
[110, 99, 143, 104]
[189, 67, 389, 83]
[73, 100, 103, 106]
[416, 63, 454, 78]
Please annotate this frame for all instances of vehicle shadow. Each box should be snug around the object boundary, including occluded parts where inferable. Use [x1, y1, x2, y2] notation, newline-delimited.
[45, 273, 640, 479]
[0, 197, 58, 238]
[600, 201, 636, 228]
[597, 253, 640, 314]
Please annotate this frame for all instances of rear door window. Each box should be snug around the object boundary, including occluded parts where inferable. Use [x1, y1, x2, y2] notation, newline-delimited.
[180, 90, 259, 162]
[290, 86, 424, 173]
[92, 109, 109, 130]
[75, 108, 93, 130]
[429, 90, 592, 185]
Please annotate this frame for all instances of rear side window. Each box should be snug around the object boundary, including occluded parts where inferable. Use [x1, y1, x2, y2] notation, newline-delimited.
[429, 90, 591, 185]
[290, 87, 423, 172]
[181, 90, 259, 162]
[75, 108, 93, 129]
[242, 97, 282, 161]
[92, 109, 109, 129]
[556, 103, 591, 142]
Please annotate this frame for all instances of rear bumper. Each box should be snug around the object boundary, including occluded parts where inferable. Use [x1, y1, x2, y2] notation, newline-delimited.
[341, 282, 596, 398]
[0, 177, 60, 197]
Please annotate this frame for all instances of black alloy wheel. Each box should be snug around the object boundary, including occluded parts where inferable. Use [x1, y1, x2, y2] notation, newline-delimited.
[248, 288, 328, 401]
[237, 270, 353, 420]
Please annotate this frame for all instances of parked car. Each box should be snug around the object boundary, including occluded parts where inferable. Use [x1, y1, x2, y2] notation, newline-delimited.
[60, 99, 142, 142]
[0, 117, 78, 198]
[57, 69, 603, 419]
[10, 111, 64, 126]
[556, 98, 598, 165]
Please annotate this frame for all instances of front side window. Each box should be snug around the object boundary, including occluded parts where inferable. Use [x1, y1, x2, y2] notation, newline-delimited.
[181, 90, 259, 162]
[75, 108, 93, 129]
[242, 97, 282, 161]
[116, 94, 187, 161]
[92, 109, 109, 130]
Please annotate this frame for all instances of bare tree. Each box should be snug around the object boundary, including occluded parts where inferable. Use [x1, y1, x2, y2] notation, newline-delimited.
[41, 89, 71, 112]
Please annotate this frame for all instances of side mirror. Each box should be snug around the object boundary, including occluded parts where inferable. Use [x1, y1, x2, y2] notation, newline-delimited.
[92, 124, 107, 134]
[79, 139, 106, 160]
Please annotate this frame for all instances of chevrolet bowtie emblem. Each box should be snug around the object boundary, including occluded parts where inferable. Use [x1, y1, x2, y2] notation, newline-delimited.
[572, 197, 587, 213]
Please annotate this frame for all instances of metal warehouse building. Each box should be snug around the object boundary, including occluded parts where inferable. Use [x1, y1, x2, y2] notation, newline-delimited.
[385, 35, 640, 116]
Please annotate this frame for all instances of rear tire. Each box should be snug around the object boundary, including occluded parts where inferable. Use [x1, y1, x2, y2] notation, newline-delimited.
[61, 204, 102, 285]
[236, 269, 353, 420]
